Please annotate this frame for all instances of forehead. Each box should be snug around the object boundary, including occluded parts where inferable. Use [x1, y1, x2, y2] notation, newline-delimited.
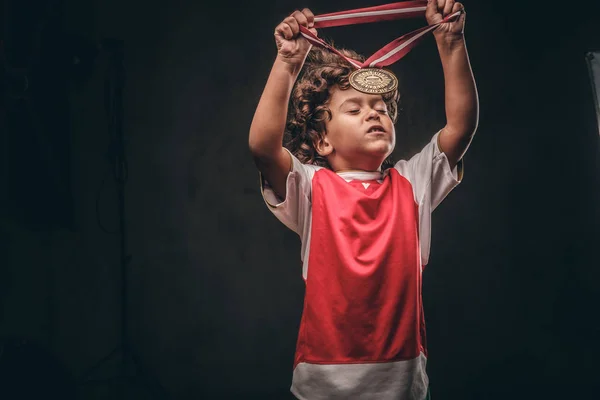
[328, 86, 385, 105]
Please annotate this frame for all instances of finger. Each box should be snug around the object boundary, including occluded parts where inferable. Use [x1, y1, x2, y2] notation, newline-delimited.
[437, 0, 445, 12]
[292, 10, 308, 27]
[426, 0, 438, 19]
[453, 2, 464, 13]
[284, 16, 300, 36]
[443, 0, 454, 17]
[309, 27, 318, 37]
[302, 8, 315, 28]
[275, 22, 294, 40]
[274, 23, 283, 38]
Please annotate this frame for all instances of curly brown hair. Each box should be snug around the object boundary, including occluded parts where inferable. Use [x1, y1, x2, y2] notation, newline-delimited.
[284, 45, 400, 170]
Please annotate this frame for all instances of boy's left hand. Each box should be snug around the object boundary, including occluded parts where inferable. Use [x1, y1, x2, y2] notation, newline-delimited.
[426, 0, 466, 41]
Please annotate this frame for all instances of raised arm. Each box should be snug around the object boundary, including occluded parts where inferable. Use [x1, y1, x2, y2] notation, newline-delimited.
[249, 9, 317, 199]
[426, 0, 479, 170]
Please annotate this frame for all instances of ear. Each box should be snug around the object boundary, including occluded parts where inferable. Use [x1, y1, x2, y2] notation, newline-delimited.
[315, 135, 334, 157]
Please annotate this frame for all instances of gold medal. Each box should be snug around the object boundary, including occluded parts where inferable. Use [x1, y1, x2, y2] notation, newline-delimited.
[349, 68, 398, 95]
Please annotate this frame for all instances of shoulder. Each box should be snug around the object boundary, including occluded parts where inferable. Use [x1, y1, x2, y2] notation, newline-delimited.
[285, 147, 324, 181]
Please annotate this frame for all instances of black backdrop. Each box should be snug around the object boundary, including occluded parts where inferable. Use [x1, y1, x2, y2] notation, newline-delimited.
[2, 0, 600, 399]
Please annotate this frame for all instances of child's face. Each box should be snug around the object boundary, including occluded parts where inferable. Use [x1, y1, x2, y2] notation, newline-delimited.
[318, 86, 395, 171]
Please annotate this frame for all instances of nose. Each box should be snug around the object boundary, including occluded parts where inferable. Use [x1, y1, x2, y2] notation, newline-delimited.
[366, 108, 380, 120]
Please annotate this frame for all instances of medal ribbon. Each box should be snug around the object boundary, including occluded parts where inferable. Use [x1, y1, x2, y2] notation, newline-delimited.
[298, 1, 462, 69]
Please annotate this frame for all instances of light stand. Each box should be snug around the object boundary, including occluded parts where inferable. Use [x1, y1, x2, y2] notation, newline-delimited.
[78, 38, 167, 400]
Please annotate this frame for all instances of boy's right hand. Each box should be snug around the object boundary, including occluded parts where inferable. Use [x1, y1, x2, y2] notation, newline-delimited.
[274, 9, 317, 67]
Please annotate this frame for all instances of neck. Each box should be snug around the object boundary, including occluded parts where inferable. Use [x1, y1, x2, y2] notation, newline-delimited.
[328, 154, 385, 173]
[334, 167, 381, 173]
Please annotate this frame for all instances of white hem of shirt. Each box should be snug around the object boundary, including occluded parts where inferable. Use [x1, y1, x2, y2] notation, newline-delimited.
[290, 352, 429, 400]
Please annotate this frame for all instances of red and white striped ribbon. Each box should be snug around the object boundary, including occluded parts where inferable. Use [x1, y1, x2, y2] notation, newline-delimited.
[298, 1, 462, 69]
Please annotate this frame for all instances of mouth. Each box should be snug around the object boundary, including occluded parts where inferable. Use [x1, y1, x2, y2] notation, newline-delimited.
[366, 125, 386, 134]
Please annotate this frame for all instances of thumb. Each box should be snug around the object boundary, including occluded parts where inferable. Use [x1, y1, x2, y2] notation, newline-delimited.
[452, 4, 466, 31]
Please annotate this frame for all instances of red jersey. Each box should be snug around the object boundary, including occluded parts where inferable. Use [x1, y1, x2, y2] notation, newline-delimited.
[261, 132, 462, 400]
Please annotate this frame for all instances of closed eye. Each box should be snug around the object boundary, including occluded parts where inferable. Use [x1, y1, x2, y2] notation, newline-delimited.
[348, 109, 360, 114]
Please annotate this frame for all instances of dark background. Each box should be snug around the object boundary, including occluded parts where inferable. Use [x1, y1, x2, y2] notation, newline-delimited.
[1, 0, 600, 399]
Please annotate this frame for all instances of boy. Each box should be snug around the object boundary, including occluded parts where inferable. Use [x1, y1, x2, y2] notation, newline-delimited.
[248, 1, 478, 399]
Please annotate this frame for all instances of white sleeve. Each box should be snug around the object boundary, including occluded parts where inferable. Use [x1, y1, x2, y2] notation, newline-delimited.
[394, 130, 464, 210]
[394, 130, 464, 266]
[259, 148, 319, 239]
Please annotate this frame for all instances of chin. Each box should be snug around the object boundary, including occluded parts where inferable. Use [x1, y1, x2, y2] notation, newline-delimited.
[369, 145, 394, 157]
